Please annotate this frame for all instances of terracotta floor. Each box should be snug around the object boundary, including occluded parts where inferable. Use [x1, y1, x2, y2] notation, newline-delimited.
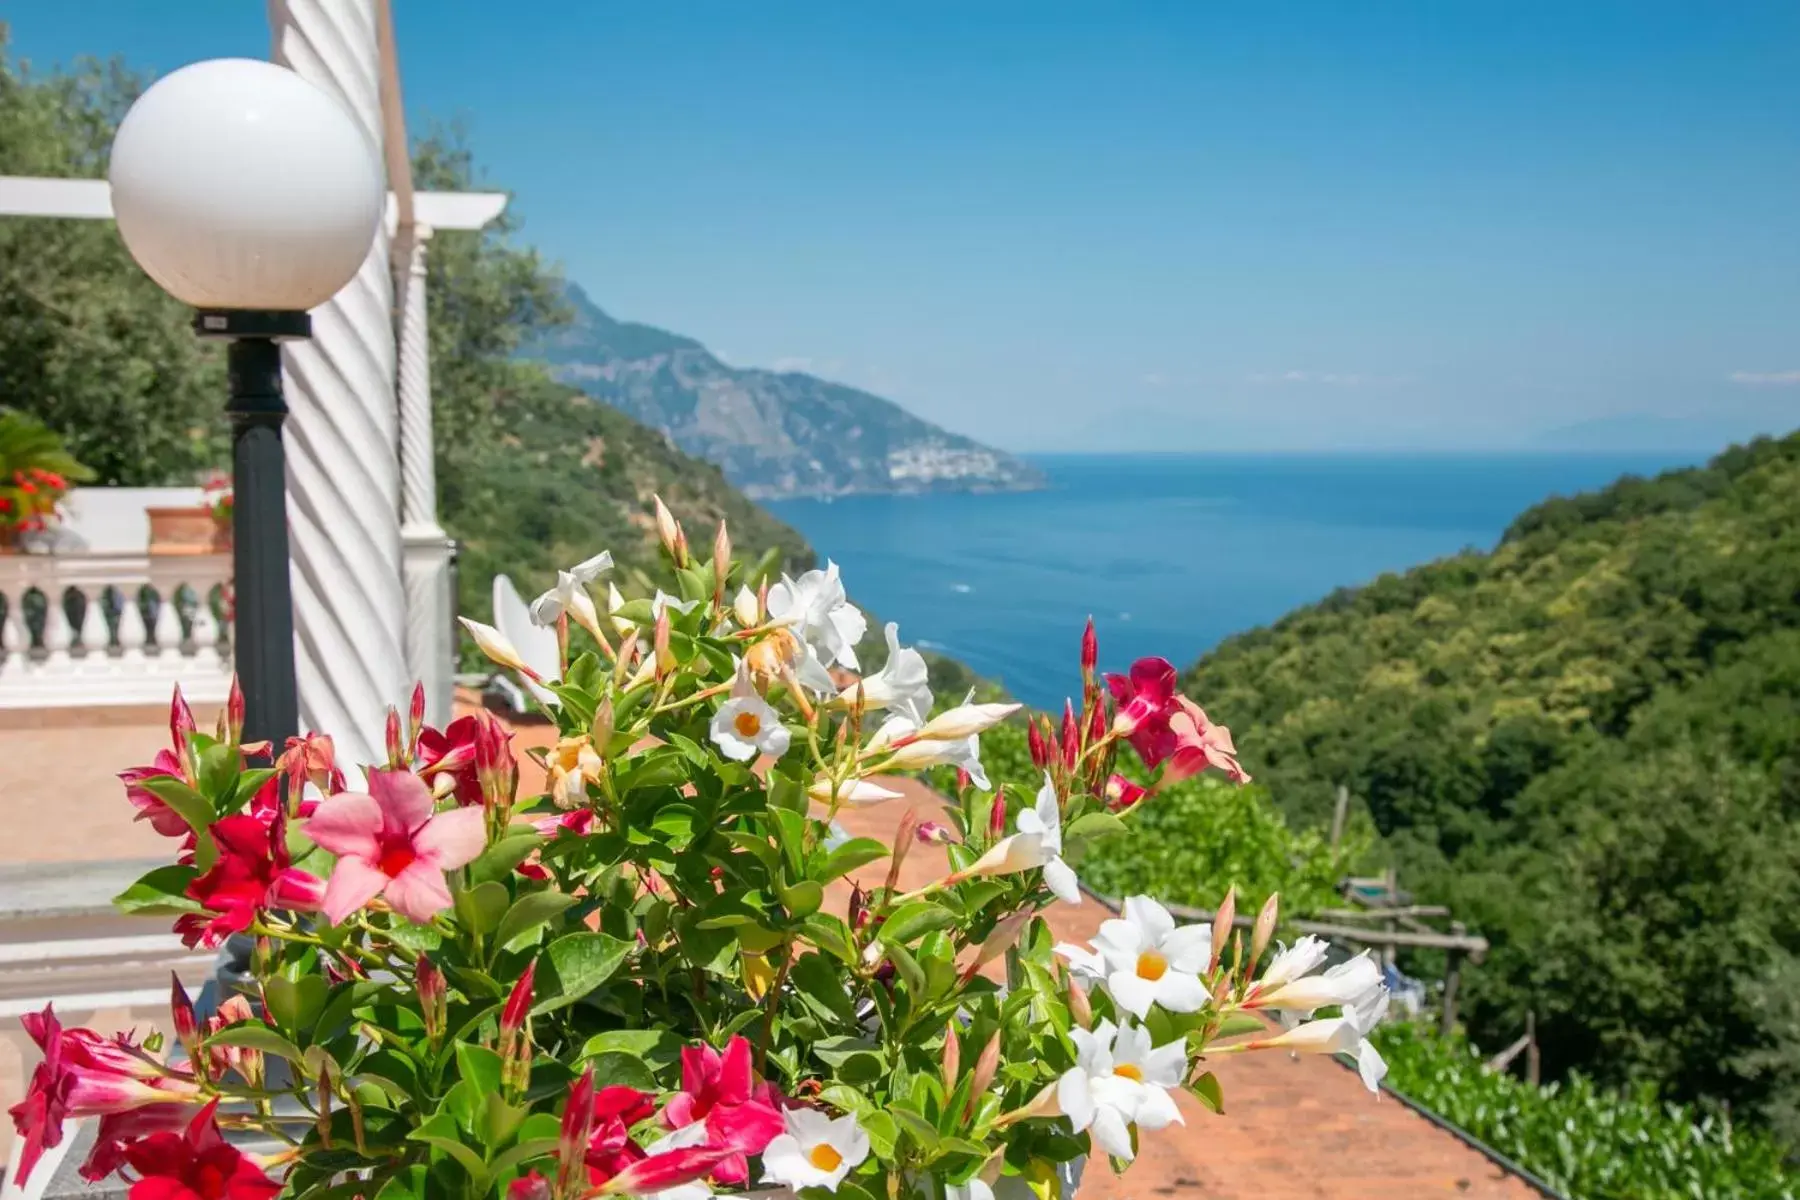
[0, 702, 1539, 1198]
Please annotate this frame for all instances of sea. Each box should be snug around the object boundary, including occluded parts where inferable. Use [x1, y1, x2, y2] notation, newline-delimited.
[766, 452, 1706, 709]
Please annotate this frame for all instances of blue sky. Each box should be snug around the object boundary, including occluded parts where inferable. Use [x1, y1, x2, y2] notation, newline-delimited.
[9, 1, 1799, 453]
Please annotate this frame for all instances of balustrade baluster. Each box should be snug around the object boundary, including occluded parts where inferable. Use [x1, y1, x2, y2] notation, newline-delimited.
[43, 586, 74, 665]
[117, 585, 149, 663]
[151, 588, 184, 657]
[190, 584, 222, 661]
[76, 586, 110, 656]
[0, 593, 21, 664]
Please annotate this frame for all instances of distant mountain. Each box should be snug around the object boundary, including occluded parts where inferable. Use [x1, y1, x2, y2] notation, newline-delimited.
[529, 285, 1044, 499]
[1529, 414, 1785, 454]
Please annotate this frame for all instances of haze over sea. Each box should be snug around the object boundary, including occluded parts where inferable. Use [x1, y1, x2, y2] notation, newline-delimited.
[769, 452, 1706, 709]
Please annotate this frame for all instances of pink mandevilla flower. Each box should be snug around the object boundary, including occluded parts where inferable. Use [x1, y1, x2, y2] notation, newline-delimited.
[1163, 697, 1251, 785]
[1105, 656, 1183, 767]
[305, 769, 488, 925]
[660, 1035, 786, 1184]
[119, 748, 189, 839]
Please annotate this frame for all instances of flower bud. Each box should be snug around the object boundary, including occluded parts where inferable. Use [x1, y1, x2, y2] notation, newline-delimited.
[1064, 967, 1093, 1028]
[966, 1031, 1001, 1120]
[1060, 701, 1079, 771]
[226, 675, 245, 746]
[1027, 720, 1049, 769]
[1210, 886, 1237, 976]
[1103, 773, 1146, 813]
[732, 585, 760, 627]
[1084, 701, 1107, 755]
[1250, 891, 1280, 971]
[653, 607, 673, 678]
[473, 712, 518, 814]
[557, 1068, 597, 1198]
[416, 955, 447, 1045]
[170, 973, 201, 1070]
[987, 788, 1008, 840]
[384, 707, 404, 769]
[848, 883, 869, 931]
[653, 495, 687, 566]
[170, 685, 197, 750]
[942, 1023, 962, 1091]
[1080, 617, 1098, 678]
[916, 820, 957, 845]
[460, 617, 538, 679]
[499, 961, 536, 1064]
[883, 809, 921, 895]
[713, 520, 732, 605]
[408, 682, 426, 756]
[590, 696, 616, 752]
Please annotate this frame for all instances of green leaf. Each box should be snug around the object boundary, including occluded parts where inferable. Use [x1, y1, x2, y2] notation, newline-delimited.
[615, 753, 687, 795]
[767, 774, 807, 815]
[205, 1024, 304, 1062]
[488, 1136, 559, 1179]
[880, 901, 957, 945]
[721, 830, 780, 874]
[778, 879, 824, 920]
[494, 890, 578, 954]
[812, 1036, 885, 1084]
[884, 941, 927, 996]
[263, 975, 328, 1038]
[585, 1051, 659, 1091]
[468, 832, 544, 887]
[225, 767, 279, 816]
[891, 1105, 940, 1155]
[1189, 1070, 1225, 1114]
[408, 1112, 488, 1182]
[112, 865, 201, 917]
[580, 1029, 679, 1064]
[195, 741, 237, 804]
[815, 837, 890, 883]
[1064, 811, 1129, 840]
[138, 774, 214, 838]
[534, 932, 632, 1014]
[455, 881, 511, 936]
[314, 980, 395, 1043]
[800, 914, 856, 964]
[456, 1043, 504, 1095]
[788, 951, 858, 1024]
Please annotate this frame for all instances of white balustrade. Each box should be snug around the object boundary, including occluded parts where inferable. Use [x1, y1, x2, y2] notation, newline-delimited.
[0, 552, 233, 708]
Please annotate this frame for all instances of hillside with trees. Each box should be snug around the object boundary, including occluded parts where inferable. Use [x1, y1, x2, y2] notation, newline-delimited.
[0, 31, 811, 626]
[1185, 432, 1800, 1140]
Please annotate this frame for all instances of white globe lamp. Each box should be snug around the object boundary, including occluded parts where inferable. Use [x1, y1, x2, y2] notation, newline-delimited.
[108, 58, 390, 748]
[110, 57, 384, 313]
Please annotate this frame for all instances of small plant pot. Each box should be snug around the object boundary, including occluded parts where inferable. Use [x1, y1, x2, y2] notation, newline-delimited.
[148, 505, 231, 555]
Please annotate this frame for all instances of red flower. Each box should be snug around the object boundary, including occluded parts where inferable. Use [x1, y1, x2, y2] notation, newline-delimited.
[122, 1099, 279, 1200]
[177, 815, 324, 949]
[417, 714, 483, 806]
[660, 1035, 786, 1184]
[1103, 773, 1148, 812]
[120, 749, 192, 840]
[8, 1006, 202, 1187]
[1105, 656, 1182, 767]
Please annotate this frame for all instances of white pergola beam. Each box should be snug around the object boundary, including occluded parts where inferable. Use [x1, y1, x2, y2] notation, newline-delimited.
[0, 175, 505, 229]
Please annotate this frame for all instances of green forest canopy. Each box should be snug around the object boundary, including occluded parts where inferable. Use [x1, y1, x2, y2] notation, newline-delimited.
[0, 30, 812, 629]
[1187, 431, 1800, 1143]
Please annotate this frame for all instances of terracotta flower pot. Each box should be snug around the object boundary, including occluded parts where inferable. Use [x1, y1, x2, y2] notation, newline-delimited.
[147, 505, 231, 556]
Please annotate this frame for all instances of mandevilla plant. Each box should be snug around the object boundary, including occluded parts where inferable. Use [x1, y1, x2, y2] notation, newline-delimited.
[10, 498, 1391, 1200]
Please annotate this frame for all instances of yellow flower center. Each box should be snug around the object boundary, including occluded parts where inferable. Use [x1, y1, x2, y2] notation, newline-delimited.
[1113, 1063, 1144, 1082]
[1136, 950, 1168, 981]
[734, 710, 763, 738]
[809, 1144, 844, 1172]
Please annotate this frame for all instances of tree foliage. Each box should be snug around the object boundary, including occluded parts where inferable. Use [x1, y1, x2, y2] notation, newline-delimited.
[1186, 432, 1800, 1135]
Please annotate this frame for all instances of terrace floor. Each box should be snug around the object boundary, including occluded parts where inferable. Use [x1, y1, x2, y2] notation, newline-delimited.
[0, 701, 1540, 1198]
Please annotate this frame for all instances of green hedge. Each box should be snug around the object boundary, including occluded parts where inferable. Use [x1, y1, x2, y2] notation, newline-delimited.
[970, 722, 1358, 917]
[1374, 1023, 1797, 1200]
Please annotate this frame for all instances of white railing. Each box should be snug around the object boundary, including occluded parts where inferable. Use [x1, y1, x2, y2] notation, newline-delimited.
[0, 552, 233, 708]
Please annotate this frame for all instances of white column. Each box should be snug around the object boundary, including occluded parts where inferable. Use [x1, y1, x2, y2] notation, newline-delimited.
[395, 222, 455, 727]
[269, 0, 407, 764]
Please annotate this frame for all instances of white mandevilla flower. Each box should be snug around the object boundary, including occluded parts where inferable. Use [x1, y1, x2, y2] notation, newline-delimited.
[1055, 941, 1108, 987]
[807, 776, 905, 807]
[732, 585, 760, 627]
[915, 698, 1021, 742]
[1248, 983, 1390, 1093]
[1249, 935, 1330, 997]
[652, 589, 701, 619]
[838, 622, 933, 724]
[956, 831, 1049, 881]
[528, 550, 613, 628]
[766, 561, 868, 670]
[459, 617, 533, 675]
[709, 662, 791, 763]
[1089, 896, 1212, 1019]
[870, 713, 992, 790]
[1247, 948, 1383, 1015]
[761, 1107, 870, 1193]
[1015, 772, 1080, 904]
[1056, 1019, 1185, 1161]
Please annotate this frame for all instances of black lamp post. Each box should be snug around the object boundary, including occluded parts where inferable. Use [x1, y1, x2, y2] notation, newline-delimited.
[109, 58, 386, 746]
